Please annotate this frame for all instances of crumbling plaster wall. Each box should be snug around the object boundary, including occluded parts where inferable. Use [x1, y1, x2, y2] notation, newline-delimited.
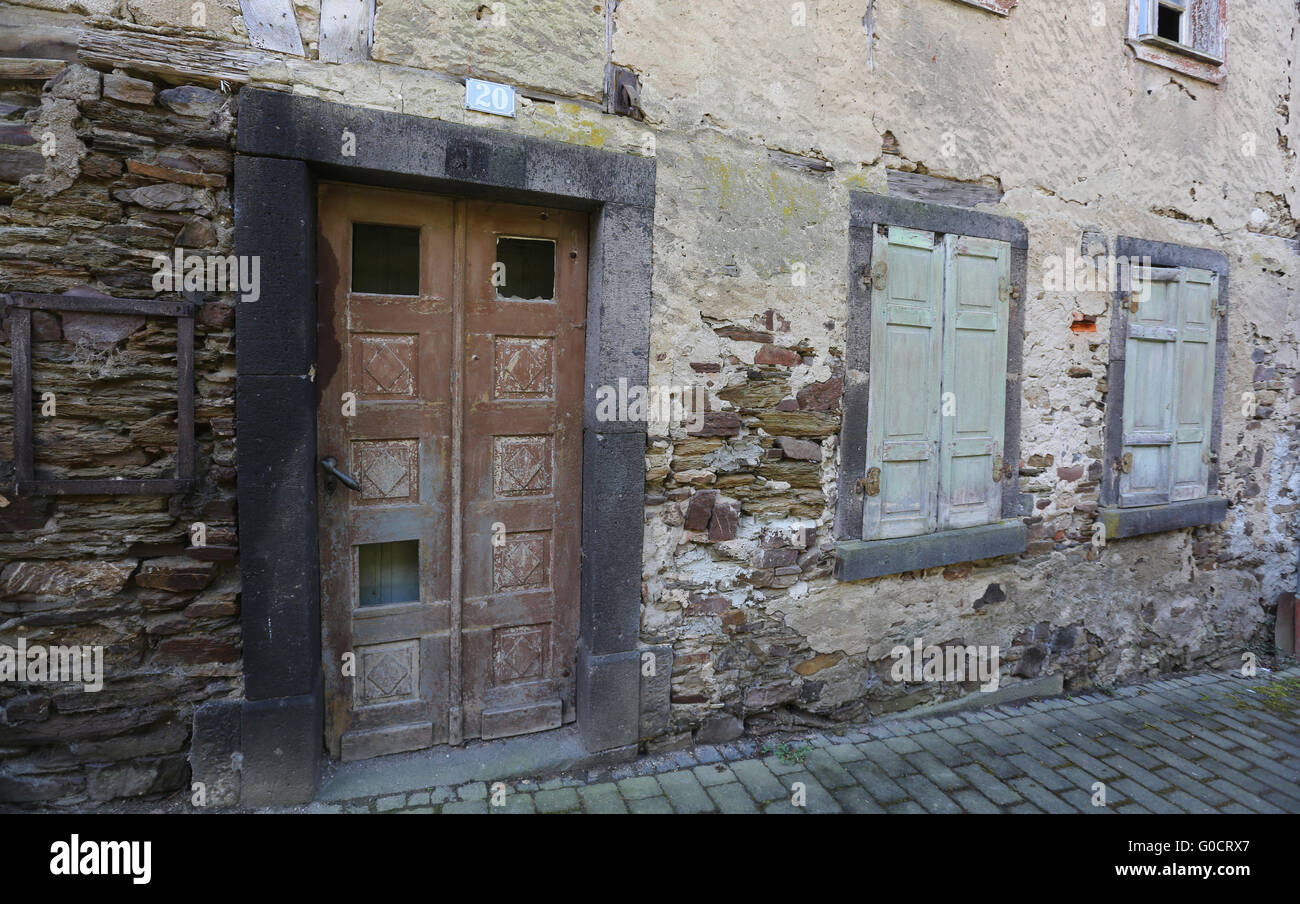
[4, 0, 1296, 754]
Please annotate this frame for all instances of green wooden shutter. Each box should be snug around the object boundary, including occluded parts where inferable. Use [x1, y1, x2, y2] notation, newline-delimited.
[1170, 267, 1217, 501]
[863, 226, 944, 540]
[938, 235, 1010, 530]
[1120, 265, 1181, 506]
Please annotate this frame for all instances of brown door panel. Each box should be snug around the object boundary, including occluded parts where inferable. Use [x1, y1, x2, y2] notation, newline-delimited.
[319, 184, 585, 758]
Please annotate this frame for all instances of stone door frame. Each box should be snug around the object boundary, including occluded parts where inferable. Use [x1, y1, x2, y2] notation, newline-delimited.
[230, 89, 655, 806]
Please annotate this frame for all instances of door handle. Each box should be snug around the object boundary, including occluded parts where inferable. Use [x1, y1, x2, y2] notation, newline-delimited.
[320, 456, 361, 492]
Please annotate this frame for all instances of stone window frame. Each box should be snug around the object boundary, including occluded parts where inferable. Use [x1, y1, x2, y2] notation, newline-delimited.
[834, 192, 1028, 582]
[1126, 0, 1228, 85]
[229, 88, 655, 806]
[1098, 235, 1230, 540]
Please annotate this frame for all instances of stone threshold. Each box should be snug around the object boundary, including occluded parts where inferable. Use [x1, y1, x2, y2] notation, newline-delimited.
[314, 726, 636, 803]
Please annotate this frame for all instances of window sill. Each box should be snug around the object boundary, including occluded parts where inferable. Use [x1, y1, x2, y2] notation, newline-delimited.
[949, 0, 1017, 16]
[1127, 38, 1225, 85]
[1099, 496, 1228, 540]
[834, 521, 1027, 583]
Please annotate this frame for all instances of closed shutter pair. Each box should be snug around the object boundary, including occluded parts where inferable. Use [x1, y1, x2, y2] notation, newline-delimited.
[1119, 266, 1219, 506]
[863, 226, 1010, 541]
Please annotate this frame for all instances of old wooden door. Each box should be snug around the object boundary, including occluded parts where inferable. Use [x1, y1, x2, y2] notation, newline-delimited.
[317, 184, 586, 761]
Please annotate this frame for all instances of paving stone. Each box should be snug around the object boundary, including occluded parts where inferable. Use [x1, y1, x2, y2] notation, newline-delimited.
[824, 741, 867, 763]
[534, 787, 581, 813]
[952, 788, 1002, 814]
[694, 745, 724, 764]
[628, 796, 674, 814]
[442, 799, 489, 814]
[616, 776, 662, 800]
[1109, 778, 1185, 814]
[784, 771, 843, 813]
[763, 799, 805, 814]
[897, 773, 962, 814]
[491, 793, 536, 814]
[954, 763, 1023, 806]
[803, 749, 857, 789]
[1009, 777, 1076, 814]
[882, 736, 923, 755]
[914, 731, 967, 767]
[886, 800, 927, 814]
[909, 750, 965, 791]
[707, 782, 759, 813]
[854, 741, 916, 777]
[1205, 779, 1288, 814]
[1007, 753, 1071, 792]
[578, 782, 628, 814]
[458, 781, 489, 801]
[833, 784, 886, 814]
[657, 770, 716, 813]
[375, 794, 406, 812]
[730, 759, 789, 801]
[692, 763, 737, 787]
[846, 760, 909, 804]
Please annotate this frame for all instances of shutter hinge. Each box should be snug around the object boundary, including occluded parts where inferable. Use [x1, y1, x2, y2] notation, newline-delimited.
[1116, 452, 1132, 474]
[1202, 450, 1217, 465]
[992, 455, 1004, 483]
[857, 467, 881, 497]
[865, 261, 886, 292]
[1128, 293, 1141, 314]
[1215, 305, 1227, 318]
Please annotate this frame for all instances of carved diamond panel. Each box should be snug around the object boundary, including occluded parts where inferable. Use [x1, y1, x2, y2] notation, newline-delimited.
[355, 640, 419, 706]
[352, 439, 419, 504]
[493, 436, 552, 497]
[492, 531, 550, 592]
[493, 337, 553, 399]
[354, 333, 417, 398]
[492, 624, 550, 685]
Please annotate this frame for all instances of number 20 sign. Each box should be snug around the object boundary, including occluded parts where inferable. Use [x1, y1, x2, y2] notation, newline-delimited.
[465, 78, 516, 118]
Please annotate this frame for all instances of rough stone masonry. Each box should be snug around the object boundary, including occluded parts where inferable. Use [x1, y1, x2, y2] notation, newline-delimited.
[0, 0, 1297, 808]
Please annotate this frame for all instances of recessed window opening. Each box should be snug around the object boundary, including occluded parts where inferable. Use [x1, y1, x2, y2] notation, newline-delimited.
[495, 237, 556, 301]
[352, 223, 421, 295]
[1156, 3, 1184, 42]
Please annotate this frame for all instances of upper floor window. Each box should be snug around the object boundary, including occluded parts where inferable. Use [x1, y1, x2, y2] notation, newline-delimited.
[1129, 0, 1227, 83]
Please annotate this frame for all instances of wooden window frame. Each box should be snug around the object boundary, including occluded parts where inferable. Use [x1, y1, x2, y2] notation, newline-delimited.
[4, 291, 196, 496]
[1099, 236, 1230, 539]
[834, 193, 1028, 582]
[1128, 0, 1228, 84]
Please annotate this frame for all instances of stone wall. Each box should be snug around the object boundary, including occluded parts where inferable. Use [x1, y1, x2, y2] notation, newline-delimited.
[0, 59, 240, 807]
[0, 0, 1296, 804]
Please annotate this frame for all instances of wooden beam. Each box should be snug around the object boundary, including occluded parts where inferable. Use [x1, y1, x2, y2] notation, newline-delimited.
[79, 28, 281, 86]
[319, 0, 374, 64]
[238, 0, 305, 56]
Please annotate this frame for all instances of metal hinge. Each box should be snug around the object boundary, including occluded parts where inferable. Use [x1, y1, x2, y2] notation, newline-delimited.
[1118, 452, 1132, 474]
[992, 455, 1004, 483]
[864, 261, 887, 292]
[1128, 293, 1141, 314]
[857, 467, 881, 497]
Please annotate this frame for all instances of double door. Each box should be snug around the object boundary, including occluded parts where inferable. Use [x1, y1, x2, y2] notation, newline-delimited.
[316, 184, 586, 760]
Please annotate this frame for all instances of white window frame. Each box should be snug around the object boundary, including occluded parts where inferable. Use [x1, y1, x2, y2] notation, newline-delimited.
[1128, 0, 1228, 81]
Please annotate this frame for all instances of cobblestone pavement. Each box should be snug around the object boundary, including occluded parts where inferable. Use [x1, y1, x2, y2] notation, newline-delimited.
[310, 667, 1300, 814]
